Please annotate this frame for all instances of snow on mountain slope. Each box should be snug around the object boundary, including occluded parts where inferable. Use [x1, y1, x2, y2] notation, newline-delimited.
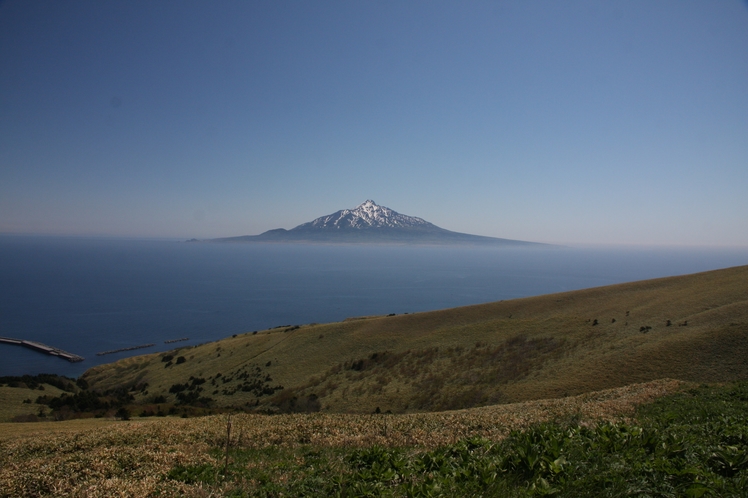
[294, 200, 434, 230]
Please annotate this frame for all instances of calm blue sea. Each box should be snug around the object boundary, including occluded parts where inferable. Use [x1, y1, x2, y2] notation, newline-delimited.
[1, 235, 747, 378]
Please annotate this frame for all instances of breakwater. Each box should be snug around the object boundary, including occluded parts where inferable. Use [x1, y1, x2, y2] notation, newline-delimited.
[164, 337, 189, 344]
[96, 343, 155, 356]
[0, 336, 85, 362]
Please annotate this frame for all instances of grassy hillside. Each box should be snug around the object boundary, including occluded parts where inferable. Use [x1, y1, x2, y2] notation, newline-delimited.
[0, 375, 81, 423]
[0, 384, 66, 422]
[81, 265, 748, 414]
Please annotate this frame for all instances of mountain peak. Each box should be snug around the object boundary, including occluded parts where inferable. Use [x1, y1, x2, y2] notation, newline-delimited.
[296, 200, 431, 230]
[210, 200, 544, 246]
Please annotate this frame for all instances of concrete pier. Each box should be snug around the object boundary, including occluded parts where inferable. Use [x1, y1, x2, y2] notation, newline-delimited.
[0, 336, 85, 362]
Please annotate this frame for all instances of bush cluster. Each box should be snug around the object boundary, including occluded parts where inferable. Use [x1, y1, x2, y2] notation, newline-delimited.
[0, 374, 77, 392]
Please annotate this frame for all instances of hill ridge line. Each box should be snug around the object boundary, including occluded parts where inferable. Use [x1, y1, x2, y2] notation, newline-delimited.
[81, 264, 748, 414]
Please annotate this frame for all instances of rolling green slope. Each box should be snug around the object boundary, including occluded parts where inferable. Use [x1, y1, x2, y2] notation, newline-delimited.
[82, 265, 748, 413]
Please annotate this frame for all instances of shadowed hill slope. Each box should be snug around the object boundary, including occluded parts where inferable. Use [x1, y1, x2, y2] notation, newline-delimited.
[82, 265, 748, 413]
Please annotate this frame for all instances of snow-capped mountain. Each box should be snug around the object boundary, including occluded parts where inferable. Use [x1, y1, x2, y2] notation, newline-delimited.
[295, 200, 433, 230]
[210, 200, 545, 246]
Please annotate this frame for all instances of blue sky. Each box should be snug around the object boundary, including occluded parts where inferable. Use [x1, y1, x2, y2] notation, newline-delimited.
[1, 1, 747, 246]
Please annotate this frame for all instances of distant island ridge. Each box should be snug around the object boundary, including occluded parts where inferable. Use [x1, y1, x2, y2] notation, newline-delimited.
[196, 200, 546, 246]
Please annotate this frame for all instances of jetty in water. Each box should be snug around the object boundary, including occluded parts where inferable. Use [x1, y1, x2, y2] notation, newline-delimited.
[164, 337, 189, 344]
[0, 336, 85, 363]
[96, 343, 155, 356]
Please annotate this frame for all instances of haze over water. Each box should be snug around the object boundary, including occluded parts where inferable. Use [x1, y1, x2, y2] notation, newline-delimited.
[2, 236, 747, 378]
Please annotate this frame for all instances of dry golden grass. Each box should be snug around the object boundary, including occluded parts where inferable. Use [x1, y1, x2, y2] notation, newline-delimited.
[0, 379, 686, 498]
[0, 417, 154, 439]
[81, 265, 748, 413]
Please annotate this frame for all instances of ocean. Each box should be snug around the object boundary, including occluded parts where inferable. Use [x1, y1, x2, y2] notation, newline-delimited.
[1, 235, 747, 378]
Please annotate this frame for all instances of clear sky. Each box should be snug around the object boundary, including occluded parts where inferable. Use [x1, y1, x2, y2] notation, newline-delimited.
[1, 1, 747, 246]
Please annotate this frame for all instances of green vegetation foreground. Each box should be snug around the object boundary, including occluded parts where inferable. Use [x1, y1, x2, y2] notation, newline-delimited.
[4, 379, 748, 497]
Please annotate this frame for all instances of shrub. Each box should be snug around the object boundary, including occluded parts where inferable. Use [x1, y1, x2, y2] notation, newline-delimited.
[115, 407, 130, 420]
[271, 390, 321, 413]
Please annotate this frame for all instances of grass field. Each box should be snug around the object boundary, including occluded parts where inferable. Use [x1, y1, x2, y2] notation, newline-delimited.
[0, 379, 687, 497]
[0, 417, 146, 439]
[79, 265, 748, 414]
